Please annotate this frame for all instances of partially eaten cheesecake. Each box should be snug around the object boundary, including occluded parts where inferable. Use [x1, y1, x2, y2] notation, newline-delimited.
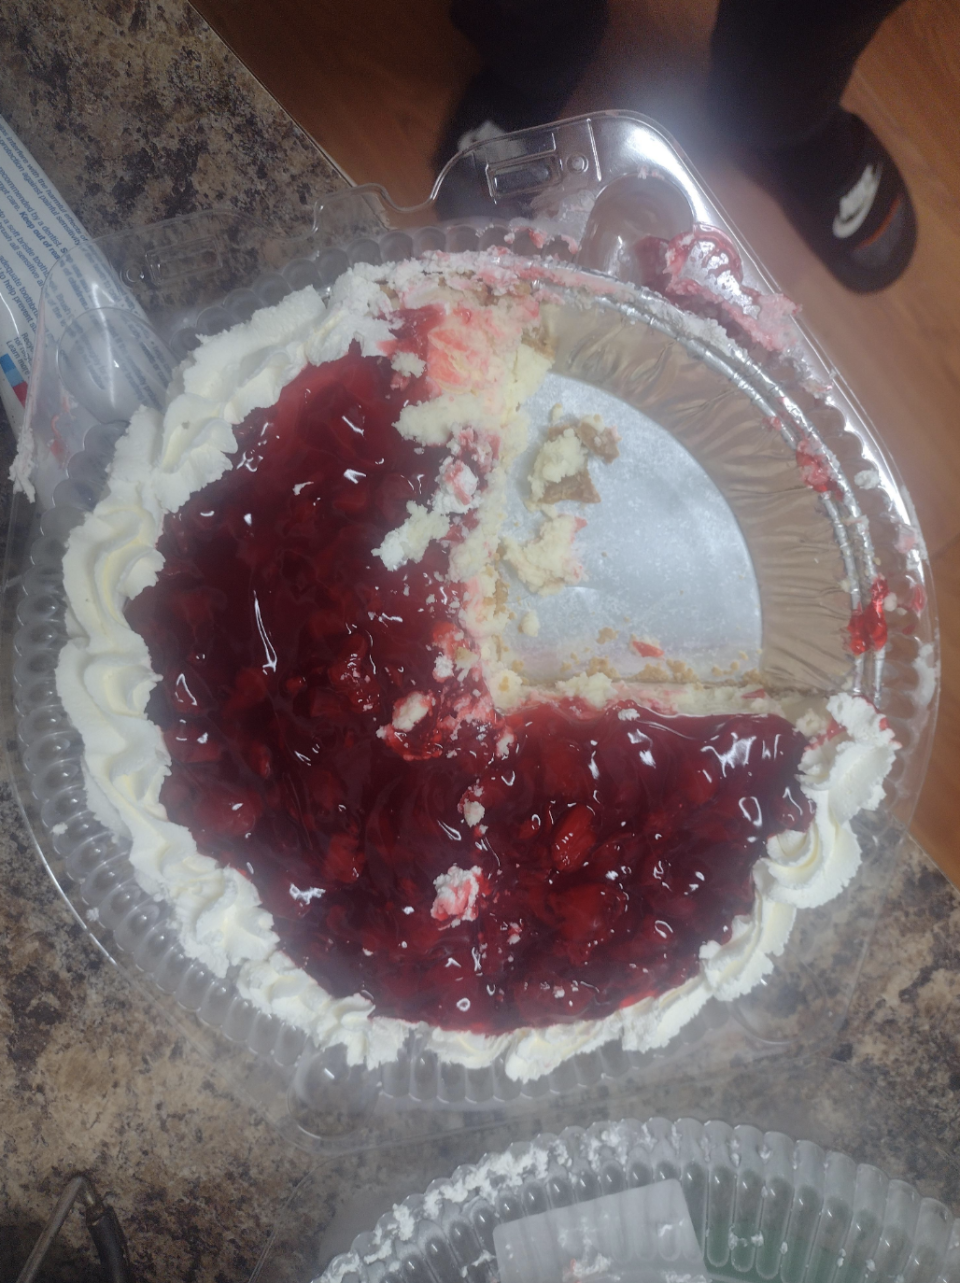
[56, 251, 898, 1080]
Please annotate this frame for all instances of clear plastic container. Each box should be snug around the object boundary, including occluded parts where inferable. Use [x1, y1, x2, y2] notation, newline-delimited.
[249, 1059, 960, 1283]
[493, 1178, 709, 1283]
[2, 112, 939, 1152]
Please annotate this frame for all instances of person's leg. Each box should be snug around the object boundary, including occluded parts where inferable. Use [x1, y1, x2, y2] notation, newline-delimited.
[437, 0, 607, 163]
[708, 0, 916, 291]
[451, 0, 607, 112]
[709, 0, 904, 150]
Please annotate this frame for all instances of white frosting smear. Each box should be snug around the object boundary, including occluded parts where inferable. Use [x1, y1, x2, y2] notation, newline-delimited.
[56, 253, 899, 1081]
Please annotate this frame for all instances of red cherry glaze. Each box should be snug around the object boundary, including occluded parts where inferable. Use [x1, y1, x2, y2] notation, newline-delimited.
[847, 576, 889, 655]
[126, 334, 813, 1034]
[796, 438, 842, 499]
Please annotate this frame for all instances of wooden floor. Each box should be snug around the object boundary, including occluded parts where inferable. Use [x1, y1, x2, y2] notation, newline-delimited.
[191, 0, 960, 885]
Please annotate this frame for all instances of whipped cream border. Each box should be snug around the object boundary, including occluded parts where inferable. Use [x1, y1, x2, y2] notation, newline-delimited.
[56, 253, 898, 1082]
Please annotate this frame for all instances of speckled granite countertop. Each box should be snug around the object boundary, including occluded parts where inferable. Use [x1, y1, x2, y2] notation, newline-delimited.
[1, 4, 959, 1281]
[0, 0, 347, 237]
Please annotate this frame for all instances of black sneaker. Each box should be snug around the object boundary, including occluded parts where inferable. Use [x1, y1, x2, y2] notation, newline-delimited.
[761, 111, 917, 293]
[433, 71, 567, 173]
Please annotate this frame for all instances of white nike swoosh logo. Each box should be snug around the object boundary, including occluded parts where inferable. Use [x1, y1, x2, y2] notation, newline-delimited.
[833, 164, 882, 239]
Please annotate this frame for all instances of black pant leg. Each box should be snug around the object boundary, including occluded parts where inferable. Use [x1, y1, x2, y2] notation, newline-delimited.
[450, 0, 608, 109]
[708, 0, 906, 149]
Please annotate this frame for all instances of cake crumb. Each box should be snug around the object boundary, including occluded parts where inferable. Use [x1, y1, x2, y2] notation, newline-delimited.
[557, 669, 615, 708]
[668, 659, 699, 683]
[455, 646, 477, 671]
[566, 412, 620, 463]
[528, 426, 598, 506]
[633, 663, 670, 682]
[431, 865, 484, 926]
[492, 667, 525, 708]
[587, 655, 619, 679]
[502, 513, 585, 595]
[711, 658, 743, 678]
[433, 654, 454, 680]
[597, 626, 618, 644]
[526, 412, 620, 510]
[391, 691, 434, 730]
[391, 350, 426, 378]
[462, 800, 485, 827]
[519, 610, 540, 637]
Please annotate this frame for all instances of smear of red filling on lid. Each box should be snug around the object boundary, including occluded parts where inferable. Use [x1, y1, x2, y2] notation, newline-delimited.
[795, 438, 843, 499]
[847, 577, 889, 655]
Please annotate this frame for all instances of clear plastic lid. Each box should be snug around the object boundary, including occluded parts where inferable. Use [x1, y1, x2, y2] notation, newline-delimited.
[4, 112, 938, 1154]
[250, 1059, 959, 1283]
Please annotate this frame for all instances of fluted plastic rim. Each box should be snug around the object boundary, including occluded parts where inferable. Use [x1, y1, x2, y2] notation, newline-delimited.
[317, 1116, 960, 1283]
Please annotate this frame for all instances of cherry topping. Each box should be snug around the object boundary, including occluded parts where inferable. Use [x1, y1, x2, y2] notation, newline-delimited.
[127, 326, 814, 1034]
